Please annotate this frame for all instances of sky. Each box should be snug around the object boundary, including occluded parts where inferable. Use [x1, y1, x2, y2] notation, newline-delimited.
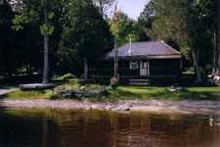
[117, 0, 150, 20]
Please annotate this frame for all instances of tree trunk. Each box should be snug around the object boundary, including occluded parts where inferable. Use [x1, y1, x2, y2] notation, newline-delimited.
[84, 58, 88, 80]
[212, 31, 218, 75]
[113, 45, 119, 79]
[212, 0, 220, 76]
[99, 0, 104, 16]
[26, 63, 32, 75]
[216, 0, 220, 75]
[42, 0, 49, 84]
[192, 50, 202, 83]
[1, 0, 5, 4]
[42, 35, 49, 84]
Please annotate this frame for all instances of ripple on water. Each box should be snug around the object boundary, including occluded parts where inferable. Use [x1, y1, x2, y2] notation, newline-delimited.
[0, 109, 219, 147]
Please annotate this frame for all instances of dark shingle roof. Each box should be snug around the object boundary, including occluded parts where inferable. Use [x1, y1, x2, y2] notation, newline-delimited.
[106, 41, 181, 59]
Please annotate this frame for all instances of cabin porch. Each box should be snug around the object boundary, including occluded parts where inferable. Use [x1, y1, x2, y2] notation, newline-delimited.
[90, 59, 181, 85]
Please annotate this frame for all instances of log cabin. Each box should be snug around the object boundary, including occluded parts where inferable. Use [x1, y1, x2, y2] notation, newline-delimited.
[90, 41, 182, 84]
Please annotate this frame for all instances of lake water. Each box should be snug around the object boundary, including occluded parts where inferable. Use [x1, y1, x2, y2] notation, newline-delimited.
[0, 108, 219, 147]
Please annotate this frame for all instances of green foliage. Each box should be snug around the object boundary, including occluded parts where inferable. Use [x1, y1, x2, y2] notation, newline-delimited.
[186, 0, 215, 66]
[11, 14, 29, 31]
[109, 12, 144, 46]
[0, 0, 217, 79]
[139, 0, 215, 75]
[140, 0, 189, 55]
[57, 0, 113, 73]
[48, 12, 55, 19]
[40, 24, 54, 35]
[12, 0, 62, 35]
[0, 1, 22, 74]
[9, 0, 63, 83]
[0, 0, 113, 77]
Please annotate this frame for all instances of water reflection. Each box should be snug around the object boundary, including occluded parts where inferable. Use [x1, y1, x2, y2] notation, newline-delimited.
[0, 109, 219, 147]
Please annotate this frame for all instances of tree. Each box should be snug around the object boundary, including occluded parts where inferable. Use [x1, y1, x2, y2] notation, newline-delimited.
[186, 0, 215, 82]
[140, 0, 215, 82]
[0, 0, 44, 77]
[109, 11, 142, 46]
[12, 0, 60, 83]
[217, 0, 220, 75]
[140, 0, 189, 55]
[109, 9, 149, 78]
[59, 0, 113, 79]
[0, 0, 16, 75]
[212, 0, 220, 76]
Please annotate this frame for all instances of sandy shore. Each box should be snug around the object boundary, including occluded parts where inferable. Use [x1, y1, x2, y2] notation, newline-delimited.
[1, 99, 220, 115]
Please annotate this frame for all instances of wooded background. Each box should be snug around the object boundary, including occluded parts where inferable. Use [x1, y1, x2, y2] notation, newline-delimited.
[0, 0, 219, 83]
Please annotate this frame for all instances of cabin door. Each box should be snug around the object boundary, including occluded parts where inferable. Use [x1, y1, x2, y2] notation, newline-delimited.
[140, 61, 149, 77]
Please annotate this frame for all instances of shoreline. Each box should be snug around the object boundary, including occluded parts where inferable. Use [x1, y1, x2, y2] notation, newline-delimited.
[1, 99, 220, 115]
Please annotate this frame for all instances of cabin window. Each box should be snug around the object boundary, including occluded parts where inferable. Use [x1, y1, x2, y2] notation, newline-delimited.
[130, 61, 138, 70]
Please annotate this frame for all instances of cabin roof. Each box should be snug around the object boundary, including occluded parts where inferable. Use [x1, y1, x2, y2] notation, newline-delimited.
[106, 41, 181, 59]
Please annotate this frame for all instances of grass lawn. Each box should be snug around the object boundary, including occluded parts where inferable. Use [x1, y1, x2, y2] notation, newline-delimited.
[108, 86, 220, 101]
[2, 85, 220, 101]
[2, 89, 53, 99]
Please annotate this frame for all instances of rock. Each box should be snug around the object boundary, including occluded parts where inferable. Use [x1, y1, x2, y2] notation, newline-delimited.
[125, 107, 130, 111]
[168, 86, 185, 93]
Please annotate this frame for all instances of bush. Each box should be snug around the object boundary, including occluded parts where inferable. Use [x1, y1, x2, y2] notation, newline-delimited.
[53, 84, 108, 99]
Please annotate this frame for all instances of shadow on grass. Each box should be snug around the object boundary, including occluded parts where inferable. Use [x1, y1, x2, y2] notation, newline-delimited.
[109, 87, 174, 100]
[179, 91, 220, 101]
[147, 91, 178, 100]
[148, 90, 220, 101]
[109, 88, 141, 100]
